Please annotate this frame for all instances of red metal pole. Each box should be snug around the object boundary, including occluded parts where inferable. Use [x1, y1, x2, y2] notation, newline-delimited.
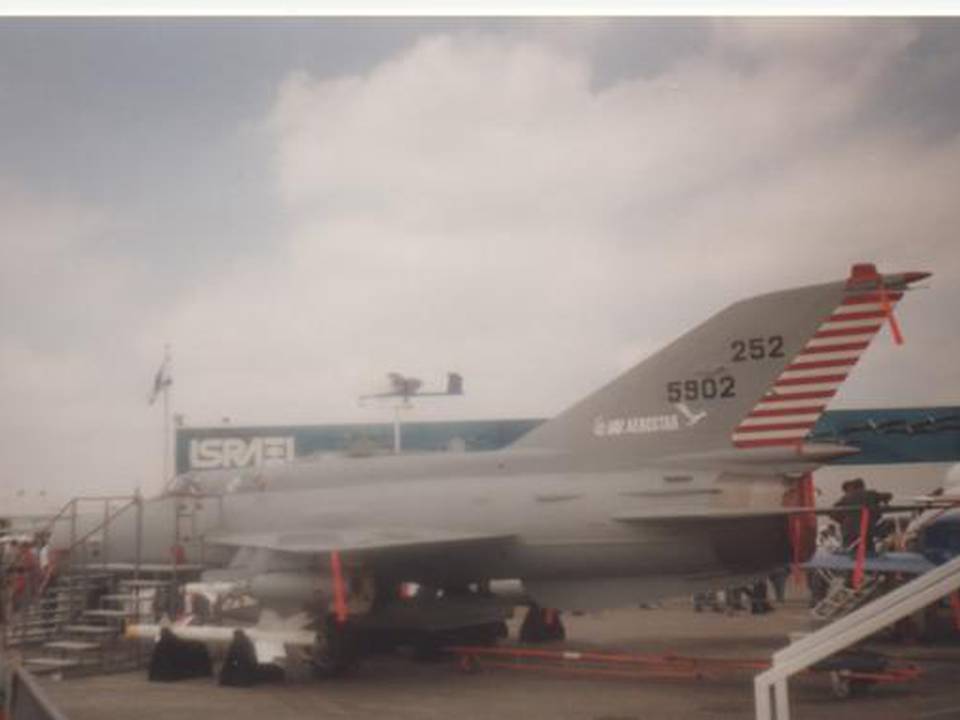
[330, 550, 348, 624]
[852, 506, 870, 590]
[949, 592, 960, 633]
[789, 513, 803, 586]
[788, 473, 816, 586]
[879, 285, 903, 345]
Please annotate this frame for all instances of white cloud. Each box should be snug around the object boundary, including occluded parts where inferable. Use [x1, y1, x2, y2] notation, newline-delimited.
[0, 186, 166, 501]
[0, 184, 112, 331]
[159, 27, 958, 437]
[710, 18, 917, 69]
[5, 22, 959, 504]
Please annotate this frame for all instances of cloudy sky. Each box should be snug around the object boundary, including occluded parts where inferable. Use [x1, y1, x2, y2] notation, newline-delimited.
[2, 17, 959, 506]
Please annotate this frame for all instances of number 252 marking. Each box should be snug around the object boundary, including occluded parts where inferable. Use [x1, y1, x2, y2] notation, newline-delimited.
[731, 335, 784, 362]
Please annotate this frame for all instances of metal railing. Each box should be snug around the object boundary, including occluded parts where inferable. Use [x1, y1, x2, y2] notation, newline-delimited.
[2, 488, 228, 649]
[5, 663, 71, 720]
[2, 495, 142, 650]
[63, 495, 142, 573]
[36, 495, 142, 571]
[754, 552, 960, 720]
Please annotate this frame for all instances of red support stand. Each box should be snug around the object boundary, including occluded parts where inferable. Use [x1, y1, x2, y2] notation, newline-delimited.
[949, 592, 960, 633]
[330, 550, 348, 624]
[787, 473, 817, 587]
[852, 507, 870, 590]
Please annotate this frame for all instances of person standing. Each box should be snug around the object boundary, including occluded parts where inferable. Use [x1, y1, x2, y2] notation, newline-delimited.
[9, 541, 26, 613]
[19, 540, 39, 608]
[37, 534, 49, 576]
[831, 478, 893, 555]
[37, 533, 56, 594]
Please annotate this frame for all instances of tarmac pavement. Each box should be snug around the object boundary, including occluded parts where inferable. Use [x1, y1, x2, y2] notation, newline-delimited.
[37, 597, 960, 720]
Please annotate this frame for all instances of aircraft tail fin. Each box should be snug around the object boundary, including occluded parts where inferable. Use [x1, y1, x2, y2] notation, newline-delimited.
[514, 264, 929, 465]
[731, 265, 927, 449]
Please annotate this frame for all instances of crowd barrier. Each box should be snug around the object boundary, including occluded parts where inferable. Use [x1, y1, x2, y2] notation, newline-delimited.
[4, 664, 69, 720]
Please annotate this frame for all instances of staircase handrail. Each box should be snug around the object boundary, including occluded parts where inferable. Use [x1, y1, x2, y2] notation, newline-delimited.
[30, 494, 139, 547]
[3, 495, 141, 645]
[59, 496, 139, 563]
[755, 552, 960, 719]
[30, 497, 79, 544]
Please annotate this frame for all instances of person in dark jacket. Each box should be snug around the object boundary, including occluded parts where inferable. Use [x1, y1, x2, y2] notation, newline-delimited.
[831, 478, 892, 554]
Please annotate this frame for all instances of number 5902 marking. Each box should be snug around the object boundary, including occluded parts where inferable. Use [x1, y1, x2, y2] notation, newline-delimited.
[667, 376, 736, 402]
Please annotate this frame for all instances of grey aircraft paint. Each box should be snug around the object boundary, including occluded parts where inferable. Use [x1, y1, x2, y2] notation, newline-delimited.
[51, 267, 930, 611]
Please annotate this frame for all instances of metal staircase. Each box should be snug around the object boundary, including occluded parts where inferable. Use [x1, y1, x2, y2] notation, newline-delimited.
[811, 573, 886, 621]
[3, 572, 108, 649]
[2, 494, 201, 677]
[25, 577, 161, 675]
[755, 552, 960, 720]
[5, 573, 194, 676]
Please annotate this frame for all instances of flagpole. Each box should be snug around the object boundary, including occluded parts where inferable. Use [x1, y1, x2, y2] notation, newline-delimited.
[162, 343, 171, 487]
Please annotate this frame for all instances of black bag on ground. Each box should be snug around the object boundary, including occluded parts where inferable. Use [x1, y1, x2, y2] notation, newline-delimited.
[219, 629, 261, 687]
[148, 628, 213, 682]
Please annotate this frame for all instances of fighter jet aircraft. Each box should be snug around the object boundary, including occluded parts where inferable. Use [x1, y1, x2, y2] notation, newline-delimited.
[53, 263, 931, 664]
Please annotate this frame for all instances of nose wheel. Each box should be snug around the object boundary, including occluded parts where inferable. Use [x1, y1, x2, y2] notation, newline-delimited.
[519, 604, 565, 643]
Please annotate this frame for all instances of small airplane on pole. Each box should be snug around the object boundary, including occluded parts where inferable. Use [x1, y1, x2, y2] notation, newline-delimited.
[52, 263, 934, 673]
[360, 372, 464, 406]
[359, 372, 464, 452]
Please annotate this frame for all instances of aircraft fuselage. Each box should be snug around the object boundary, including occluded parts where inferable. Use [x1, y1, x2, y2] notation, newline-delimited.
[54, 448, 790, 607]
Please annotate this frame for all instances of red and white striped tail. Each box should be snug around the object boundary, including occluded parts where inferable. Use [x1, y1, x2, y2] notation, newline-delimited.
[732, 264, 917, 450]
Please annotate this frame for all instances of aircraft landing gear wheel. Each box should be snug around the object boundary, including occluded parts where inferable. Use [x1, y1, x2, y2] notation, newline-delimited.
[459, 654, 480, 674]
[314, 615, 362, 677]
[546, 611, 566, 642]
[520, 606, 564, 644]
[519, 604, 546, 643]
